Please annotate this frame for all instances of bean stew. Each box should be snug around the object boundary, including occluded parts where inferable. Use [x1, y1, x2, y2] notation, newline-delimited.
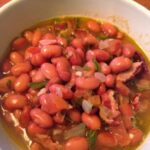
[0, 16, 150, 150]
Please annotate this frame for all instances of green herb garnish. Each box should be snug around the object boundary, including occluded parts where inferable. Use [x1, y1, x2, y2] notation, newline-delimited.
[83, 66, 91, 71]
[29, 81, 48, 89]
[86, 129, 97, 150]
[96, 35, 110, 40]
[93, 58, 100, 72]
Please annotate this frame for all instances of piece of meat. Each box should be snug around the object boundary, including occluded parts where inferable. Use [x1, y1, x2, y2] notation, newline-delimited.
[99, 90, 120, 124]
[116, 62, 143, 82]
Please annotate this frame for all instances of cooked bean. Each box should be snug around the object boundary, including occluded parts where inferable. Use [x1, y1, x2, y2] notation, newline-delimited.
[122, 43, 135, 58]
[31, 69, 46, 82]
[87, 20, 101, 33]
[57, 37, 68, 47]
[30, 108, 53, 128]
[12, 37, 28, 50]
[41, 45, 62, 58]
[81, 112, 101, 130]
[129, 128, 143, 146]
[86, 49, 110, 62]
[27, 122, 47, 137]
[1, 59, 12, 73]
[105, 74, 116, 87]
[11, 61, 32, 76]
[31, 53, 46, 66]
[4, 94, 27, 111]
[0, 76, 16, 93]
[32, 29, 42, 46]
[110, 56, 132, 73]
[64, 136, 88, 150]
[14, 74, 30, 92]
[101, 23, 117, 37]
[52, 57, 71, 82]
[76, 77, 100, 90]
[71, 38, 83, 49]
[69, 109, 81, 123]
[97, 132, 118, 147]
[24, 31, 33, 43]
[41, 63, 60, 81]
[10, 51, 24, 64]
[100, 62, 111, 75]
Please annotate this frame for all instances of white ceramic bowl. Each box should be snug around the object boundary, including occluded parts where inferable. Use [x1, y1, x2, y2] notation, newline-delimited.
[0, 0, 150, 150]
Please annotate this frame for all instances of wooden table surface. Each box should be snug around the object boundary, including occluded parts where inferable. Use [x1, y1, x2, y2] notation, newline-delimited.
[0, 0, 150, 9]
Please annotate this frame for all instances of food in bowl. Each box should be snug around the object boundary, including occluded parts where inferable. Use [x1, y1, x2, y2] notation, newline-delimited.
[0, 16, 150, 150]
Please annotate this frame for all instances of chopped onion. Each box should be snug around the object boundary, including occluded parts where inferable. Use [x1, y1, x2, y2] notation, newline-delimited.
[37, 88, 47, 96]
[94, 72, 106, 82]
[82, 100, 93, 114]
[99, 39, 113, 49]
[39, 39, 58, 46]
[75, 71, 83, 77]
[55, 87, 63, 98]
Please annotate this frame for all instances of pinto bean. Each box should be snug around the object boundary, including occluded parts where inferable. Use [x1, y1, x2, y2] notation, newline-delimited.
[41, 63, 60, 82]
[82, 113, 101, 130]
[31, 53, 46, 66]
[41, 45, 62, 58]
[32, 29, 42, 46]
[122, 43, 135, 58]
[116, 81, 130, 96]
[87, 20, 101, 33]
[71, 38, 83, 49]
[83, 34, 98, 48]
[30, 108, 53, 128]
[64, 137, 88, 150]
[14, 74, 30, 92]
[1, 59, 12, 73]
[27, 122, 47, 137]
[11, 61, 32, 76]
[31, 69, 46, 82]
[129, 128, 143, 146]
[75, 77, 100, 90]
[52, 57, 71, 82]
[69, 109, 81, 123]
[57, 37, 68, 47]
[110, 56, 132, 73]
[97, 132, 118, 147]
[24, 31, 33, 43]
[105, 74, 116, 87]
[101, 23, 117, 37]
[100, 62, 111, 75]
[65, 46, 83, 66]
[49, 84, 73, 99]
[0, 76, 16, 93]
[12, 37, 28, 50]
[4, 94, 27, 111]
[86, 49, 110, 62]
[10, 51, 24, 64]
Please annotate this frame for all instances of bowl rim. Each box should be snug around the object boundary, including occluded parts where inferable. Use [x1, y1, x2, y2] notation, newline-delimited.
[0, 0, 150, 18]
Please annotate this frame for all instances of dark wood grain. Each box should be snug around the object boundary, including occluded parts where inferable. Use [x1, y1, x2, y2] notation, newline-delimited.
[135, 0, 150, 9]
